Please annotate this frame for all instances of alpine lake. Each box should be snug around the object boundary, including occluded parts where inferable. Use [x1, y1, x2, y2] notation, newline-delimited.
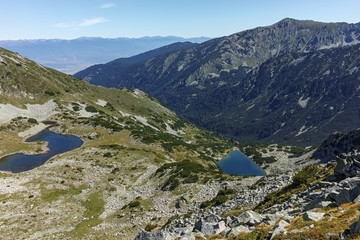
[0, 128, 83, 173]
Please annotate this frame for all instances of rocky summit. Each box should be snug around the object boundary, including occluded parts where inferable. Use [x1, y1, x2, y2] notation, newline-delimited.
[75, 18, 360, 146]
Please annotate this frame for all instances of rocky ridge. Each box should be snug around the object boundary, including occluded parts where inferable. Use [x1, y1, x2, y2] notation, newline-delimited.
[75, 18, 360, 146]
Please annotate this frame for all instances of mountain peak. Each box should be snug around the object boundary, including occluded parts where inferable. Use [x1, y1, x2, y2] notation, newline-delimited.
[75, 18, 360, 146]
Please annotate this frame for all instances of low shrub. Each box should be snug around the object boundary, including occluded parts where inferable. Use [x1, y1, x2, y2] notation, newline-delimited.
[85, 105, 98, 113]
[292, 164, 320, 186]
[128, 200, 140, 208]
[28, 118, 38, 124]
[144, 223, 158, 232]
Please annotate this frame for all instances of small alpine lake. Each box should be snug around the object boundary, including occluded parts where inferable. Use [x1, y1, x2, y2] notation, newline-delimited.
[218, 150, 265, 176]
[0, 128, 83, 173]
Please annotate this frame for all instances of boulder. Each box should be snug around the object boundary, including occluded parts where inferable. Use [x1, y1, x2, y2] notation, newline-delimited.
[225, 225, 250, 237]
[135, 229, 172, 240]
[350, 216, 360, 234]
[271, 220, 289, 240]
[87, 132, 98, 139]
[302, 211, 325, 222]
[175, 196, 189, 208]
[263, 213, 284, 226]
[237, 210, 263, 226]
[305, 200, 333, 211]
[226, 215, 242, 228]
[194, 215, 226, 235]
[327, 188, 351, 205]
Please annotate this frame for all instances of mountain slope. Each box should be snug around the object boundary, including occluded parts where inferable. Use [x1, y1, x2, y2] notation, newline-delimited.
[0, 47, 239, 239]
[75, 18, 360, 146]
[0, 36, 209, 73]
[183, 44, 360, 146]
[77, 41, 196, 83]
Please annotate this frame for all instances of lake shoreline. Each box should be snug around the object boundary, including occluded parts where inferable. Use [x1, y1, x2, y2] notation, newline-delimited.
[0, 122, 60, 160]
[0, 125, 83, 173]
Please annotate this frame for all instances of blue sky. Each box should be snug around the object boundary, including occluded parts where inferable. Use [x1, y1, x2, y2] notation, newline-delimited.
[2, 0, 360, 40]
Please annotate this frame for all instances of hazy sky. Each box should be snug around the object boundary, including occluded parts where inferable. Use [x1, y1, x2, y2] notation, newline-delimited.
[2, 0, 360, 40]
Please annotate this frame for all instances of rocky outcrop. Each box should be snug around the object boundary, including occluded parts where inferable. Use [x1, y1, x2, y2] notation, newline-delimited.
[313, 129, 360, 162]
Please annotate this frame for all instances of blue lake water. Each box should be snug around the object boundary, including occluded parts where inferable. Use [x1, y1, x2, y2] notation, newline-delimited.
[0, 128, 83, 173]
[218, 150, 265, 176]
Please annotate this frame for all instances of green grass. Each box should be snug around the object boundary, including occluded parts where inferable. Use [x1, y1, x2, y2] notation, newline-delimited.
[41, 184, 87, 202]
[68, 191, 105, 237]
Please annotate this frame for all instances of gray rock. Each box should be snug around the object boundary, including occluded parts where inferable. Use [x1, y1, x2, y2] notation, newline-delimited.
[194, 215, 226, 235]
[326, 233, 338, 238]
[354, 194, 360, 203]
[263, 214, 283, 226]
[135, 229, 172, 240]
[309, 191, 323, 200]
[175, 196, 189, 209]
[226, 215, 241, 228]
[237, 210, 263, 226]
[327, 188, 351, 205]
[350, 186, 360, 202]
[305, 200, 333, 210]
[270, 220, 289, 240]
[225, 225, 250, 237]
[303, 211, 325, 222]
[350, 216, 360, 233]
[87, 132, 98, 139]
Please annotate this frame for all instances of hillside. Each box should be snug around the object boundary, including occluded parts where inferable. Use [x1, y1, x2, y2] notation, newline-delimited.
[79, 41, 196, 83]
[0, 47, 240, 239]
[0, 36, 208, 73]
[74, 18, 360, 146]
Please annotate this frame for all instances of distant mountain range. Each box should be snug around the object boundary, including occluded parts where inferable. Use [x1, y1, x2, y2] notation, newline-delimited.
[75, 18, 360, 146]
[0, 36, 210, 73]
